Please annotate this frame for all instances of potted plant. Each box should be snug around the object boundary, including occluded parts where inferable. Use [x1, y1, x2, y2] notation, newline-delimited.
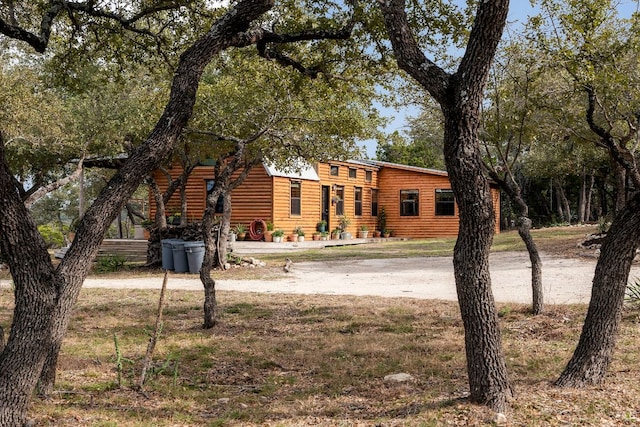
[272, 229, 284, 243]
[377, 207, 387, 237]
[312, 232, 321, 241]
[320, 231, 329, 241]
[317, 220, 327, 233]
[235, 224, 247, 240]
[331, 227, 341, 240]
[338, 215, 352, 240]
[167, 212, 182, 225]
[264, 221, 275, 242]
[383, 229, 392, 238]
[358, 224, 369, 238]
[294, 227, 305, 242]
[372, 230, 382, 238]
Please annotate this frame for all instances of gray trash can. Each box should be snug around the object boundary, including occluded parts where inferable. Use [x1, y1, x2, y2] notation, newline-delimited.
[171, 240, 189, 273]
[161, 239, 183, 270]
[184, 241, 205, 274]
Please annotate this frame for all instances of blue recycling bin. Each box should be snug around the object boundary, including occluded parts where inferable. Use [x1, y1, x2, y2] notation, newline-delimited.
[171, 240, 189, 273]
[161, 239, 183, 270]
[184, 241, 206, 274]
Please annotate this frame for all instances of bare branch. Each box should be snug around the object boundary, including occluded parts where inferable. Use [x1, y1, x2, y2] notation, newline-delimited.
[23, 158, 85, 208]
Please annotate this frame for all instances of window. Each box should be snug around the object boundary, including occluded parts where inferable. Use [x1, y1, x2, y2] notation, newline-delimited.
[290, 181, 301, 216]
[365, 170, 372, 182]
[354, 187, 362, 216]
[400, 189, 419, 216]
[334, 185, 344, 216]
[330, 165, 339, 176]
[205, 180, 224, 213]
[349, 168, 357, 179]
[371, 188, 378, 216]
[435, 189, 455, 216]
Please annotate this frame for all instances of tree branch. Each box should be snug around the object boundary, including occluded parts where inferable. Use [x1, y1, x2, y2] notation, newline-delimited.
[23, 158, 85, 208]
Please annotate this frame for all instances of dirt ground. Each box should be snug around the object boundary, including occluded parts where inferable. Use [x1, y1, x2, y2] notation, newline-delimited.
[49, 251, 639, 305]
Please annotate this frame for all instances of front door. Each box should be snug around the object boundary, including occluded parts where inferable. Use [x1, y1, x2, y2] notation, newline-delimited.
[322, 185, 330, 231]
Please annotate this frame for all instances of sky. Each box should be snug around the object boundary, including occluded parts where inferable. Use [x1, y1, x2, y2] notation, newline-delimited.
[359, 0, 640, 159]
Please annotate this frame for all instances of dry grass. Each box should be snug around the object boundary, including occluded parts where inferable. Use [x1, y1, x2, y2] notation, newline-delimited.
[3, 225, 635, 426]
[1, 285, 639, 426]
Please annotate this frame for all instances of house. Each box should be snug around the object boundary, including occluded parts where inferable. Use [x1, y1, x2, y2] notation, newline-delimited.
[148, 159, 500, 238]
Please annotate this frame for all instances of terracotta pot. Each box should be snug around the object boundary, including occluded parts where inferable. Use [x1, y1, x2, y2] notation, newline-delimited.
[264, 231, 273, 242]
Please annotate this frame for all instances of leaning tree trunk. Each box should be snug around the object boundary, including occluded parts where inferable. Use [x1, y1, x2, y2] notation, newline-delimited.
[556, 191, 640, 387]
[487, 172, 543, 315]
[0, 2, 275, 424]
[0, 138, 61, 424]
[518, 217, 543, 314]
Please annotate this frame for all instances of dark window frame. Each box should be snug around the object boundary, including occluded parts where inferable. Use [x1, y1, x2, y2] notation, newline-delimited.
[371, 188, 379, 217]
[435, 189, 455, 216]
[330, 165, 339, 176]
[290, 180, 301, 216]
[334, 185, 344, 216]
[400, 189, 419, 216]
[354, 186, 363, 216]
[365, 170, 373, 182]
[348, 168, 357, 179]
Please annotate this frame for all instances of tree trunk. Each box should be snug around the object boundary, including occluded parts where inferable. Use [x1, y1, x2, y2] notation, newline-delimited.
[486, 172, 543, 315]
[200, 185, 224, 329]
[148, 177, 168, 229]
[554, 180, 571, 223]
[444, 112, 513, 412]
[378, 0, 511, 412]
[0, 1, 275, 423]
[577, 172, 587, 224]
[556, 191, 640, 386]
[585, 172, 594, 222]
[613, 162, 627, 214]
[217, 191, 233, 268]
[518, 217, 543, 314]
[0, 139, 61, 423]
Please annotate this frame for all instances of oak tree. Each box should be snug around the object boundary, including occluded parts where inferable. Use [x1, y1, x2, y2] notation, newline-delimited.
[378, 0, 512, 411]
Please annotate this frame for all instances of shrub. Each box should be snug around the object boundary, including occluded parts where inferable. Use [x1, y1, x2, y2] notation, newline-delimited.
[38, 224, 65, 248]
[625, 277, 640, 306]
[95, 255, 128, 273]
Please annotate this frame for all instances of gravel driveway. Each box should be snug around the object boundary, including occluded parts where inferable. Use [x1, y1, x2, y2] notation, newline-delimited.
[64, 251, 640, 305]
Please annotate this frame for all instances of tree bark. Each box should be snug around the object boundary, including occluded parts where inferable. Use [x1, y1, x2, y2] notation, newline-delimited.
[201, 185, 225, 329]
[585, 172, 594, 222]
[613, 162, 627, 214]
[556, 191, 640, 386]
[0, 1, 275, 423]
[378, 0, 512, 412]
[0, 135, 61, 424]
[486, 171, 543, 315]
[519, 217, 543, 314]
[578, 172, 587, 224]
